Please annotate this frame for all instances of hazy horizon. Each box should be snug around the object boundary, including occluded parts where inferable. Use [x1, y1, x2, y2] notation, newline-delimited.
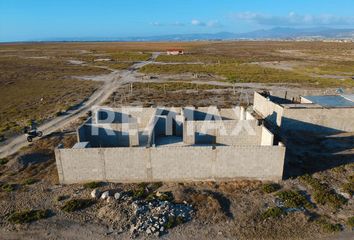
[1, 0, 354, 42]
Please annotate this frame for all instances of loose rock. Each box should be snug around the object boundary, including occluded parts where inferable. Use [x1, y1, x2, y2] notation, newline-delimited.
[101, 191, 110, 200]
[114, 192, 121, 200]
[91, 189, 101, 199]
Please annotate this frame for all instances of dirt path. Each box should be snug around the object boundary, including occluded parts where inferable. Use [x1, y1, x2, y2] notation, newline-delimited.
[0, 54, 159, 158]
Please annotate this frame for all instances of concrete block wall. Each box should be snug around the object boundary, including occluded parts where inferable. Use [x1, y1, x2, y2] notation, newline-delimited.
[253, 92, 284, 127]
[150, 147, 214, 181]
[94, 107, 157, 129]
[246, 111, 255, 120]
[261, 126, 274, 146]
[282, 108, 354, 133]
[183, 107, 243, 121]
[214, 146, 284, 180]
[183, 119, 262, 145]
[78, 122, 140, 147]
[253, 92, 354, 133]
[55, 144, 286, 184]
[216, 120, 261, 145]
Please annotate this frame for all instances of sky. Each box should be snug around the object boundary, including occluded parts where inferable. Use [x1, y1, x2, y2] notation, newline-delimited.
[0, 0, 354, 42]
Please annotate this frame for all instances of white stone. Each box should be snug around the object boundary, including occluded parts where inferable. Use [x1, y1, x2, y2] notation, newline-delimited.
[101, 191, 110, 200]
[91, 189, 101, 199]
[114, 192, 121, 200]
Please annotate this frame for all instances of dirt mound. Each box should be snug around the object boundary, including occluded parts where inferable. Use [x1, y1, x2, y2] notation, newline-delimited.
[173, 187, 232, 223]
[97, 201, 132, 231]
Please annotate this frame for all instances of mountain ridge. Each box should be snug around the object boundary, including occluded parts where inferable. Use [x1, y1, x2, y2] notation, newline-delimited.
[27, 27, 354, 42]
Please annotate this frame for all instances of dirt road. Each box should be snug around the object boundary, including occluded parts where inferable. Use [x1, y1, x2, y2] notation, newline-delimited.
[0, 55, 158, 159]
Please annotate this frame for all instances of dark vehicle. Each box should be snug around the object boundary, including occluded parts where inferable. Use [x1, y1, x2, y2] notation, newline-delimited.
[23, 121, 43, 142]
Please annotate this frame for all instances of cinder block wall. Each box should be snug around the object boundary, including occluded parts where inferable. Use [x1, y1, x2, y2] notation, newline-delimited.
[78, 123, 139, 147]
[55, 145, 285, 184]
[253, 92, 284, 127]
[183, 120, 262, 145]
[253, 92, 354, 133]
[282, 108, 354, 133]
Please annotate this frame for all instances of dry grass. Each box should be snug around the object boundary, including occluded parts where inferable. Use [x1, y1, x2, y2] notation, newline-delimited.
[1, 41, 353, 138]
[108, 82, 245, 108]
[0, 56, 107, 137]
[140, 62, 354, 87]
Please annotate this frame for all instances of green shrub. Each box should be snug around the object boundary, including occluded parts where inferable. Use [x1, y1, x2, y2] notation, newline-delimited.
[261, 207, 285, 220]
[8, 209, 50, 224]
[165, 215, 185, 229]
[347, 216, 354, 228]
[300, 174, 347, 209]
[0, 158, 8, 165]
[23, 178, 38, 185]
[83, 181, 101, 189]
[61, 199, 95, 212]
[157, 192, 174, 202]
[165, 216, 175, 229]
[312, 191, 347, 209]
[276, 190, 313, 209]
[132, 182, 164, 200]
[132, 187, 146, 200]
[317, 218, 342, 233]
[2, 183, 16, 192]
[146, 191, 174, 202]
[262, 183, 281, 193]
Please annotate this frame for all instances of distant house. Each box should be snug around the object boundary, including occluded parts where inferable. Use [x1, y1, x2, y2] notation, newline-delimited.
[166, 49, 184, 55]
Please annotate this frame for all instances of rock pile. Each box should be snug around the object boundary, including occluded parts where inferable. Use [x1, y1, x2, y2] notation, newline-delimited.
[130, 199, 193, 237]
[91, 188, 193, 238]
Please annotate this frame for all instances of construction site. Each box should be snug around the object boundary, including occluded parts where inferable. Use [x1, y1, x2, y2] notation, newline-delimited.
[55, 90, 354, 185]
[55, 104, 285, 184]
[1, 41, 353, 239]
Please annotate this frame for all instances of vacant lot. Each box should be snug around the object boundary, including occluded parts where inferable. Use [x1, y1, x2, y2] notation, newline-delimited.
[0, 43, 158, 139]
[140, 62, 354, 87]
[108, 82, 246, 108]
[0, 55, 110, 138]
[0, 41, 353, 239]
[141, 41, 354, 87]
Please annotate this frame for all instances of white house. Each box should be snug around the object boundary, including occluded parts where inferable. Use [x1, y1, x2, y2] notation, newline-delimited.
[166, 49, 184, 55]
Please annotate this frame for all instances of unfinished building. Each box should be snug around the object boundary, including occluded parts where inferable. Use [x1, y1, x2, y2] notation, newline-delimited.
[253, 91, 354, 134]
[55, 106, 285, 184]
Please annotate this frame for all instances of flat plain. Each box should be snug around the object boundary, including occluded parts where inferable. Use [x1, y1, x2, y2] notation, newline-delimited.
[0, 41, 353, 239]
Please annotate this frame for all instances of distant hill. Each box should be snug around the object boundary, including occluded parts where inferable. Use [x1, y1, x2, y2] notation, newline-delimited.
[235, 27, 354, 39]
[39, 27, 354, 42]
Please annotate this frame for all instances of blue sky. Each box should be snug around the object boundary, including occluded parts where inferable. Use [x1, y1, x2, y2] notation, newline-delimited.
[0, 0, 353, 42]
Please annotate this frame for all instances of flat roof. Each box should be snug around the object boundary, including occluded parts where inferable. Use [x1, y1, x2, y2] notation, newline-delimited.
[302, 95, 354, 108]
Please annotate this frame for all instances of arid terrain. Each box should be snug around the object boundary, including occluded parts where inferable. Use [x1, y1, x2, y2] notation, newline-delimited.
[0, 41, 353, 239]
